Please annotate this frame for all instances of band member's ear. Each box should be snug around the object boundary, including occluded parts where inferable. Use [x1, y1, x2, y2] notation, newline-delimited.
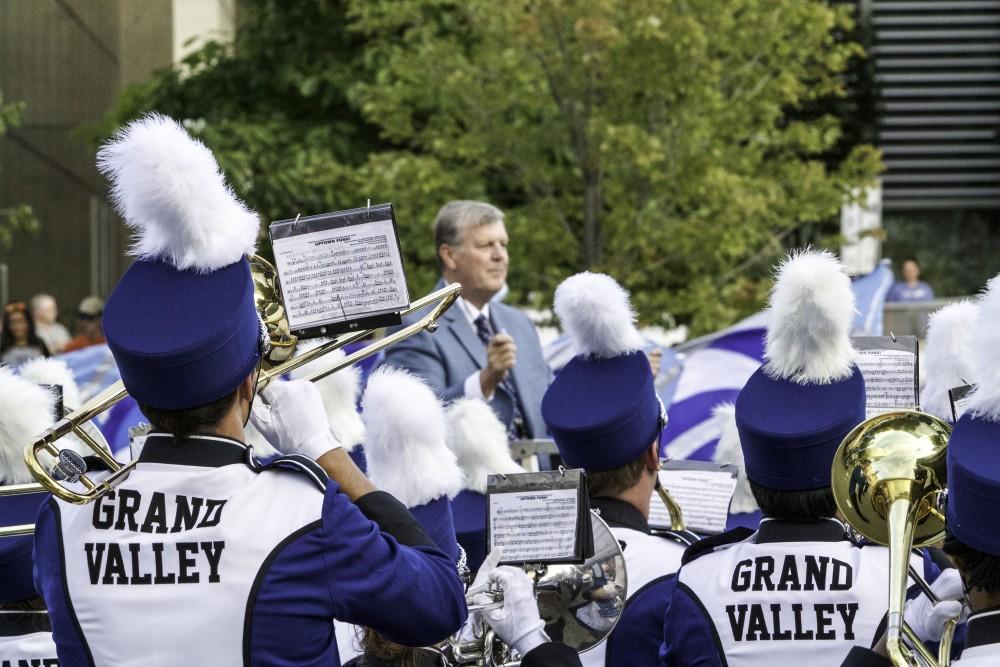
[644, 443, 660, 473]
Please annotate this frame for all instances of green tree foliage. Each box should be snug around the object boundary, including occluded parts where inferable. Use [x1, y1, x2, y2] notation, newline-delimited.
[0, 93, 40, 252]
[100, 0, 880, 334]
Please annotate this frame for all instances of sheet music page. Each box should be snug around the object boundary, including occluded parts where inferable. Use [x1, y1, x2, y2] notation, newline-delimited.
[272, 218, 408, 330]
[650, 464, 737, 534]
[855, 348, 917, 418]
[489, 487, 578, 562]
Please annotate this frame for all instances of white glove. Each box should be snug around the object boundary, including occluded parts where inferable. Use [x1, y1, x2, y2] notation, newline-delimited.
[476, 566, 548, 656]
[904, 568, 967, 642]
[249, 380, 343, 460]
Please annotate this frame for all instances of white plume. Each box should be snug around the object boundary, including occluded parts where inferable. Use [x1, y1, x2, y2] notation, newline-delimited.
[446, 398, 524, 494]
[964, 276, 1000, 421]
[920, 300, 979, 421]
[710, 403, 758, 514]
[18, 357, 81, 410]
[97, 114, 259, 272]
[362, 367, 463, 508]
[554, 272, 644, 358]
[0, 367, 57, 484]
[290, 341, 364, 451]
[763, 249, 856, 384]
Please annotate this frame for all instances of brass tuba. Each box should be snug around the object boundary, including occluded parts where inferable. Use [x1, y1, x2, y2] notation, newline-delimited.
[831, 409, 956, 667]
[0, 255, 460, 523]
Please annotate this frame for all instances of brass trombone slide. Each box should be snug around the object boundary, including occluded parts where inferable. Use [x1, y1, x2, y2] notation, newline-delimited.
[13, 282, 462, 512]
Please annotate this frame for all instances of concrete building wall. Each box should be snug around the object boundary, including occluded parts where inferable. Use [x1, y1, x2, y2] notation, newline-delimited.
[0, 0, 192, 331]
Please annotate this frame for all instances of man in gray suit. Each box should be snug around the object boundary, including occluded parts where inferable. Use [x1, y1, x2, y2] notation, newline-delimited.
[382, 200, 551, 439]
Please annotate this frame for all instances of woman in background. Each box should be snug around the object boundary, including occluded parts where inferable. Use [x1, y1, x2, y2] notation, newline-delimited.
[0, 301, 50, 367]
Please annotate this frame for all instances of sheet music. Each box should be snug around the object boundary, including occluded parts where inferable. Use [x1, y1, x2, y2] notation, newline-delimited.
[272, 218, 408, 329]
[489, 487, 579, 562]
[855, 348, 917, 418]
[649, 464, 737, 534]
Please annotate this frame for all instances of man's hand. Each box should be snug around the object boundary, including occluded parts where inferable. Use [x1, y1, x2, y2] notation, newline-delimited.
[647, 347, 663, 378]
[480, 333, 517, 397]
[250, 380, 343, 461]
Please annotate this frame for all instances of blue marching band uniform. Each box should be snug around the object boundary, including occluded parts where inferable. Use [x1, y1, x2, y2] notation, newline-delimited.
[2, 113, 1000, 667]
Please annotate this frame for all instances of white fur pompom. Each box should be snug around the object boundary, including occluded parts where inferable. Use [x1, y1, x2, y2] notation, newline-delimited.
[290, 341, 364, 451]
[18, 357, 81, 410]
[710, 403, 758, 514]
[921, 300, 978, 421]
[965, 277, 1000, 421]
[97, 114, 259, 272]
[446, 398, 524, 494]
[764, 249, 856, 384]
[0, 367, 57, 484]
[554, 272, 644, 358]
[362, 367, 463, 507]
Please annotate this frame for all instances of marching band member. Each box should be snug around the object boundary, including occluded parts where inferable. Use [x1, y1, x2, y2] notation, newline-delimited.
[445, 397, 525, 573]
[541, 272, 698, 667]
[31, 115, 466, 666]
[345, 366, 465, 667]
[919, 299, 978, 422]
[659, 250, 941, 666]
[0, 367, 60, 665]
[844, 275, 1000, 666]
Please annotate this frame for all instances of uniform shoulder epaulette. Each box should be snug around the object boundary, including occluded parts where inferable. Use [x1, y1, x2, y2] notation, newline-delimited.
[248, 452, 327, 493]
[681, 526, 755, 566]
[651, 528, 702, 548]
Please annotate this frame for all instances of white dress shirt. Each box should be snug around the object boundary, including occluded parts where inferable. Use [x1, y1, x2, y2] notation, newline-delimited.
[458, 298, 496, 401]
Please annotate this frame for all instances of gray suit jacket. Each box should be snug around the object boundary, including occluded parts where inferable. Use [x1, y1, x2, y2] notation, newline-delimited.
[380, 282, 551, 439]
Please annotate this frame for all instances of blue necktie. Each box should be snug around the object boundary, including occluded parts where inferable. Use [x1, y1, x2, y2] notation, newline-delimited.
[474, 314, 526, 439]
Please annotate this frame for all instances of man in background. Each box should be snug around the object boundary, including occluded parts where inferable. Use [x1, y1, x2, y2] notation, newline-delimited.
[63, 295, 105, 352]
[887, 257, 935, 302]
[382, 200, 550, 440]
[30, 293, 70, 353]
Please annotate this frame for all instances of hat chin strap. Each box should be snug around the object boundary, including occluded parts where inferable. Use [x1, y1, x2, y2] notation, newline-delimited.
[242, 346, 265, 430]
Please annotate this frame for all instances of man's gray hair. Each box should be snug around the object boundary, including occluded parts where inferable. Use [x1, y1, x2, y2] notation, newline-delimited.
[433, 200, 505, 249]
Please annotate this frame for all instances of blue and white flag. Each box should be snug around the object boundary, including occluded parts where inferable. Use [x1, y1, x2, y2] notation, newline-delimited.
[56, 345, 139, 458]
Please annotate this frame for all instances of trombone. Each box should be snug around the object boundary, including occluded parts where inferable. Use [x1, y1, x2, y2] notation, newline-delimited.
[831, 409, 956, 667]
[0, 255, 461, 525]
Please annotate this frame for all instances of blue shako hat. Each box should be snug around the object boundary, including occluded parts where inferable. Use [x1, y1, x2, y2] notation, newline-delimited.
[97, 115, 261, 410]
[542, 272, 658, 472]
[946, 275, 1000, 556]
[362, 367, 463, 563]
[735, 250, 865, 491]
[0, 367, 61, 601]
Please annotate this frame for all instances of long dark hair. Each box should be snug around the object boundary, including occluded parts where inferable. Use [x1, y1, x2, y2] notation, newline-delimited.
[1, 301, 50, 355]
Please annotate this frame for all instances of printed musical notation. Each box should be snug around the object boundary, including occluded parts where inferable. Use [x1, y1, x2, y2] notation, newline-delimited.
[489, 488, 578, 562]
[649, 465, 738, 534]
[271, 219, 408, 328]
[855, 348, 918, 419]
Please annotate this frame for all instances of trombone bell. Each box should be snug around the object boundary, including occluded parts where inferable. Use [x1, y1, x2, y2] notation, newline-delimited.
[831, 409, 952, 667]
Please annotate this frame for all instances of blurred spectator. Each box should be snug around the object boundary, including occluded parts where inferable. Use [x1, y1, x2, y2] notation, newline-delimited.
[887, 258, 935, 303]
[31, 293, 71, 354]
[1, 301, 50, 366]
[63, 296, 106, 353]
